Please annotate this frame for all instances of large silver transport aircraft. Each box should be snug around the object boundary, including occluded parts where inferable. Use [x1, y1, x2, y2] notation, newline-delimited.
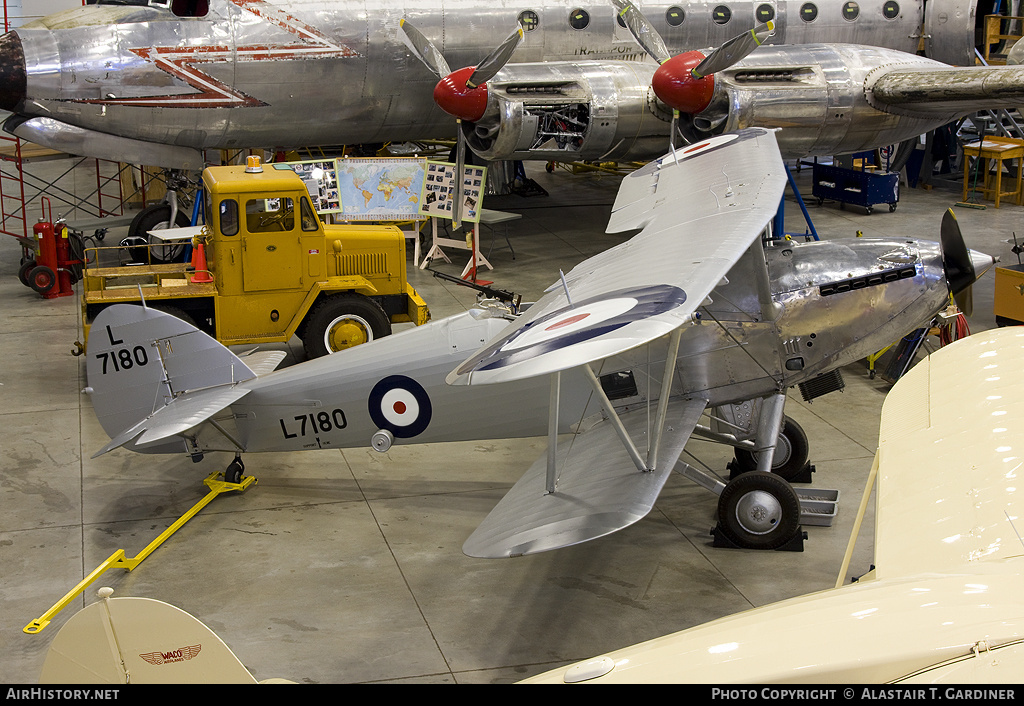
[1, 0, 1023, 169]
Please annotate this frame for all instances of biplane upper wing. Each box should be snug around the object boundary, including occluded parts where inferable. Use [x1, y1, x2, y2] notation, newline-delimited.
[456, 129, 787, 556]
[873, 326, 1024, 579]
[446, 128, 788, 386]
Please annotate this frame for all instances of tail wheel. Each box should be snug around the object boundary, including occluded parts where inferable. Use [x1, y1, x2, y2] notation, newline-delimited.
[302, 294, 391, 359]
[716, 471, 801, 550]
[732, 416, 809, 482]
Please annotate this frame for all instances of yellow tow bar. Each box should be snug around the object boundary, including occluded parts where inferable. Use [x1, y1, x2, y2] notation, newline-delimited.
[23, 471, 256, 634]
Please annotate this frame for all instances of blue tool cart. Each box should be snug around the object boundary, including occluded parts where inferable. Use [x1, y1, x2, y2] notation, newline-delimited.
[811, 162, 899, 214]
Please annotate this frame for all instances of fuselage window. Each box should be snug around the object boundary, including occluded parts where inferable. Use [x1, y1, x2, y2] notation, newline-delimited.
[842, 1, 860, 20]
[569, 9, 591, 30]
[800, 3, 819, 22]
[666, 6, 686, 26]
[756, 4, 775, 23]
[882, 1, 900, 19]
[713, 5, 732, 24]
[518, 10, 540, 31]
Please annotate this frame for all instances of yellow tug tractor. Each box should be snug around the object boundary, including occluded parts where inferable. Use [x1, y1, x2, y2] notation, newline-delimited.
[80, 157, 430, 359]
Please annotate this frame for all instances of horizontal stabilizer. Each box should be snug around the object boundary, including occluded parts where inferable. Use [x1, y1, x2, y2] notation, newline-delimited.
[237, 350, 288, 376]
[91, 387, 251, 458]
[464, 397, 707, 558]
[447, 129, 786, 386]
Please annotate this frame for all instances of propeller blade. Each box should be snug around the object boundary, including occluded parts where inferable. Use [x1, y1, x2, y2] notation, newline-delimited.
[399, 18, 451, 78]
[612, 0, 672, 65]
[467, 23, 525, 88]
[453, 127, 466, 229]
[692, 21, 774, 78]
[940, 208, 976, 298]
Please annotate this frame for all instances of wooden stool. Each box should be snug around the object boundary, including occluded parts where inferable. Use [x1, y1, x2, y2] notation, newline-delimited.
[961, 136, 1024, 208]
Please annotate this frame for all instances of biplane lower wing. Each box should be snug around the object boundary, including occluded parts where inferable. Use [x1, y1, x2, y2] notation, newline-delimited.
[463, 397, 708, 558]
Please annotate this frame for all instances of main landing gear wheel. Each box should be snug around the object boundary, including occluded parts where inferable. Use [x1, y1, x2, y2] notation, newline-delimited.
[715, 471, 802, 550]
[127, 204, 191, 264]
[732, 416, 810, 482]
[302, 294, 391, 359]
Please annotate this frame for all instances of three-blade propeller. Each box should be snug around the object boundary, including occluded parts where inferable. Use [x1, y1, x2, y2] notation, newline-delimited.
[400, 19, 524, 226]
[612, 0, 773, 146]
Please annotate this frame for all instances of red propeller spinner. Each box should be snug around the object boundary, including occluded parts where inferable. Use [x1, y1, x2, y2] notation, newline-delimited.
[433, 66, 489, 123]
[651, 51, 717, 115]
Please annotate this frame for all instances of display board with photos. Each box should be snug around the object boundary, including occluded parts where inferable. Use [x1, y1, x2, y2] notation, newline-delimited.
[418, 161, 487, 223]
[277, 157, 428, 220]
[276, 159, 342, 214]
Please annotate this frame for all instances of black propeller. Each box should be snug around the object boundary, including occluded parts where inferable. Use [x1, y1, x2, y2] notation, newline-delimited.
[940, 208, 978, 315]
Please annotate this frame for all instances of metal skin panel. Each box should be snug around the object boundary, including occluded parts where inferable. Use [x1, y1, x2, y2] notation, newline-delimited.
[4, 0, 975, 162]
[521, 327, 1024, 684]
[924, 0, 978, 67]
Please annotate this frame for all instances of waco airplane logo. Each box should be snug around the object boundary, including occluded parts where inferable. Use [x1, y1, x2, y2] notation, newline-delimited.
[139, 644, 203, 665]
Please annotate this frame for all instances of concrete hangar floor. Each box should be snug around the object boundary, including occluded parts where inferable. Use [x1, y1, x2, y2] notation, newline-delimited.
[0, 151, 1016, 684]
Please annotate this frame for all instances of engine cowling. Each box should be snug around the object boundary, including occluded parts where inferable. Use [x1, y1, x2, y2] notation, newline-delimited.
[683, 44, 956, 158]
[463, 60, 669, 163]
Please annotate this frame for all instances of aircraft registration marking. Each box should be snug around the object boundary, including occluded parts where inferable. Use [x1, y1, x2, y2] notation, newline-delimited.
[279, 409, 348, 440]
[94, 324, 150, 374]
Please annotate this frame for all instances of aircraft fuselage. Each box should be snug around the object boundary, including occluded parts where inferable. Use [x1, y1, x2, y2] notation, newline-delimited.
[133, 235, 952, 458]
[6, 0, 978, 159]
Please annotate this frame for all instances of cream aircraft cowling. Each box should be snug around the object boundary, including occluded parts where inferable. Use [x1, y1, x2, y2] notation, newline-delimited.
[522, 326, 1024, 684]
[83, 128, 992, 559]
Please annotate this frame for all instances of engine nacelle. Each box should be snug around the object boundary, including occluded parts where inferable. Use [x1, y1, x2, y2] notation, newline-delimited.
[465, 61, 669, 163]
[688, 44, 955, 158]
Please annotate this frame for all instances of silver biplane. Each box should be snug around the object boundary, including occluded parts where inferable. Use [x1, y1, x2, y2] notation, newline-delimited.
[523, 325, 1024, 683]
[4, 0, 1024, 172]
[84, 128, 993, 556]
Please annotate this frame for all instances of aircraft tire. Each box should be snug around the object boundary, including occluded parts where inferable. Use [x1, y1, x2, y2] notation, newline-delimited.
[716, 471, 801, 550]
[127, 204, 191, 264]
[732, 416, 809, 481]
[303, 294, 391, 359]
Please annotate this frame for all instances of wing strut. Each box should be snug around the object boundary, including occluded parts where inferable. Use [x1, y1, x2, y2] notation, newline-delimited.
[546, 372, 560, 493]
[569, 328, 686, 480]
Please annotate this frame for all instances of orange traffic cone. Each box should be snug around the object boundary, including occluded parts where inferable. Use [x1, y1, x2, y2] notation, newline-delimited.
[190, 237, 214, 283]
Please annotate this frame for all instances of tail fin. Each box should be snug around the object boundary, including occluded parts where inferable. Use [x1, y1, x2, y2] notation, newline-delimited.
[86, 304, 260, 456]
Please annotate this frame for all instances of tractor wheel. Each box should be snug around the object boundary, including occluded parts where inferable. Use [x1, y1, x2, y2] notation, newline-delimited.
[302, 294, 391, 359]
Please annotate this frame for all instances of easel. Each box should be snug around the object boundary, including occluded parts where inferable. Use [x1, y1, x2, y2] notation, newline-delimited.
[420, 217, 493, 284]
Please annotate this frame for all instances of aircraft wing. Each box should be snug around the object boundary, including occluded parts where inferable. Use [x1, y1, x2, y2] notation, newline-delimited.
[870, 65, 1024, 116]
[463, 397, 708, 558]
[872, 327, 1024, 579]
[447, 128, 787, 386]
